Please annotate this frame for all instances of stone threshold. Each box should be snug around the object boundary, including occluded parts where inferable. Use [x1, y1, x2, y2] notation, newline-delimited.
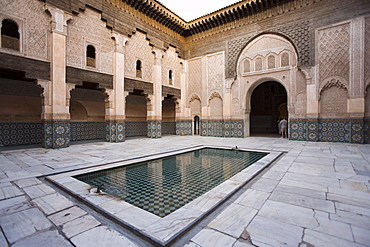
[45, 145, 282, 246]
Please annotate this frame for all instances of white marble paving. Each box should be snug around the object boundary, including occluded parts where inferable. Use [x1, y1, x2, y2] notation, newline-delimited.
[208, 203, 257, 238]
[0, 136, 369, 246]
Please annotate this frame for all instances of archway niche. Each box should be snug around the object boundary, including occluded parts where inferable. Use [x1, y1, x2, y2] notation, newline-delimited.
[69, 81, 106, 141]
[125, 89, 148, 137]
[162, 95, 176, 135]
[250, 81, 287, 135]
[0, 77, 42, 146]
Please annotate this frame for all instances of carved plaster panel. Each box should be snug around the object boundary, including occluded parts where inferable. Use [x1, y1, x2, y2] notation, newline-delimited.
[317, 23, 350, 88]
[125, 31, 154, 81]
[0, 0, 49, 60]
[66, 8, 114, 74]
[188, 58, 202, 99]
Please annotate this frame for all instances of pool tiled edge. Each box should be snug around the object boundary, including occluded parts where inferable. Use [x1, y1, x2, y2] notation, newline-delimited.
[46, 146, 282, 246]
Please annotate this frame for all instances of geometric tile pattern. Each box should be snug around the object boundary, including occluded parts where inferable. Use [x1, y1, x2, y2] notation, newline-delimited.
[70, 122, 106, 141]
[105, 120, 125, 143]
[75, 148, 267, 217]
[125, 122, 147, 137]
[290, 118, 367, 144]
[201, 120, 244, 138]
[161, 122, 176, 135]
[365, 118, 370, 144]
[0, 122, 42, 146]
[176, 120, 192, 135]
[147, 120, 161, 138]
[43, 120, 70, 149]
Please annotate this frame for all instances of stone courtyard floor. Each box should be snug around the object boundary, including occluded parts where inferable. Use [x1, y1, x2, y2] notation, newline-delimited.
[0, 136, 369, 247]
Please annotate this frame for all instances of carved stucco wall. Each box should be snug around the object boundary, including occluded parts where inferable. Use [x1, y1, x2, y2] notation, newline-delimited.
[0, 0, 49, 61]
[161, 47, 182, 88]
[317, 23, 350, 116]
[226, 20, 310, 78]
[67, 8, 114, 75]
[365, 17, 370, 91]
[318, 23, 350, 89]
[206, 52, 224, 95]
[125, 32, 153, 82]
[188, 58, 202, 102]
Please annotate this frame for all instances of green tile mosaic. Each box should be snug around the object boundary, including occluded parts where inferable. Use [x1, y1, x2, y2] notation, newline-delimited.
[75, 148, 267, 217]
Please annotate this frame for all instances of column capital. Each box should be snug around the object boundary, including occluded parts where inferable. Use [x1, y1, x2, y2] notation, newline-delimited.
[44, 4, 72, 35]
[111, 32, 129, 53]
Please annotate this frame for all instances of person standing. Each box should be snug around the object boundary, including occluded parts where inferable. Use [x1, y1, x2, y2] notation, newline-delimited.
[279, 118, 288, 138]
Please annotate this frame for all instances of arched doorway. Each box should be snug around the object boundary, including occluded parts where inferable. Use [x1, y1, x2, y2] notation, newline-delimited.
[162, 95, 176, 135]
[250, 81, 287, 136]
[194, 115, 200, 135]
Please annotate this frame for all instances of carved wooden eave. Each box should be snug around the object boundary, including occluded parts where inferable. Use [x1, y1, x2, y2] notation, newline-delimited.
[122, 0, 300, 37]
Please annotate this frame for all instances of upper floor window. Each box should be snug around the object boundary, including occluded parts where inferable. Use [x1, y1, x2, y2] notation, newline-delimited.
[243, 59, 250, 73]
[281, 52, 290, 67]
[136, 60, 142, 78]
[268, 55, 275, 69]
[86, 45, 96, 67]
[255, 58, 262, 71]
[1, 19, 20, 51]
[169, 70, 173, 85]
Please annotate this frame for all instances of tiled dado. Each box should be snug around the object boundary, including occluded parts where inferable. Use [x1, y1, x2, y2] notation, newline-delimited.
[201, 120, 244, 138]
[70, 122, 106, 141]
[365, 118, 370, 144]
[290, 118, 367, 143]
[106, 121, 125, 143]
[176, 120, 192, 135]
[147, 120, 161, 138]
[0, 122, 43, 146]
[43, 120, 70, 148]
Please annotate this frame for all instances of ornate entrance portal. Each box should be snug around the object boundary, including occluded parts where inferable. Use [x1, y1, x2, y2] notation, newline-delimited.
[250, 81, 287, 135]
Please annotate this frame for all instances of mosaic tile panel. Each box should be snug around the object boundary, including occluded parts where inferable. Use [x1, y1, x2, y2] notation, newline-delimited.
[162, 122, 176, 135]
[176, 120, 192, 135]
[125, 122, 147, 137]
[43, 120, 70, 149]
[0, 122, 42, 146]
[350, 120, 364, 144]
[106, 121, 125, 143]
[75, 148, 267, 217]
[365, 118, 370, 144]
[201, 120, 244, 138]
[289, 119, 307, 141]
[319, 120, 350, 143]
[147, 120, 161, 139]
[70, 122, 105, 141]
[290, 118, 367, 143]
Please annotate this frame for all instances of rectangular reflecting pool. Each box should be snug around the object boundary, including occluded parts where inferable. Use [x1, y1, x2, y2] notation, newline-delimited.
[74, 148, 267, 217]
[47, 146, 281, 246]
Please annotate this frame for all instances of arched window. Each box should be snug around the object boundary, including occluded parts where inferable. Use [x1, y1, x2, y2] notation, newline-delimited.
[255, 58, 262, 71]
[136, 60, 142, 78]
[281, 52, 290, 67]
[169, 70, 173, 85]
[86, 45, 96, 67]
[1, 19, 20, 50]
[244, 59, 250, 73]
[268, 55, 275, 69]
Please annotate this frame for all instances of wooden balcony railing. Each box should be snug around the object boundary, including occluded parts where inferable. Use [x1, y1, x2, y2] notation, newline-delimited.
[1, 35, 19, 51]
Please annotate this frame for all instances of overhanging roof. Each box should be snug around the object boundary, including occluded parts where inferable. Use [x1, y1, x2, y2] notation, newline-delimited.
[121, 0, 294, 37]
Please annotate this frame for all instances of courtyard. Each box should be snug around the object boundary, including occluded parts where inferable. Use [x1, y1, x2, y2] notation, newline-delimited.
[0, 136, 369, 246]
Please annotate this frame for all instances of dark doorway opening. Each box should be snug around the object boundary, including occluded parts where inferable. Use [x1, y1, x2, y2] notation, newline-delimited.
[250, 81, 287, 136]
[194, 115, 200, 135]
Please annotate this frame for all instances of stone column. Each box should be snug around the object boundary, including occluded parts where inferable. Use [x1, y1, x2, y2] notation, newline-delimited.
[43, 7, 72, 148]
[147, 48, 163, 138]
[105, 33, 128, 143]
